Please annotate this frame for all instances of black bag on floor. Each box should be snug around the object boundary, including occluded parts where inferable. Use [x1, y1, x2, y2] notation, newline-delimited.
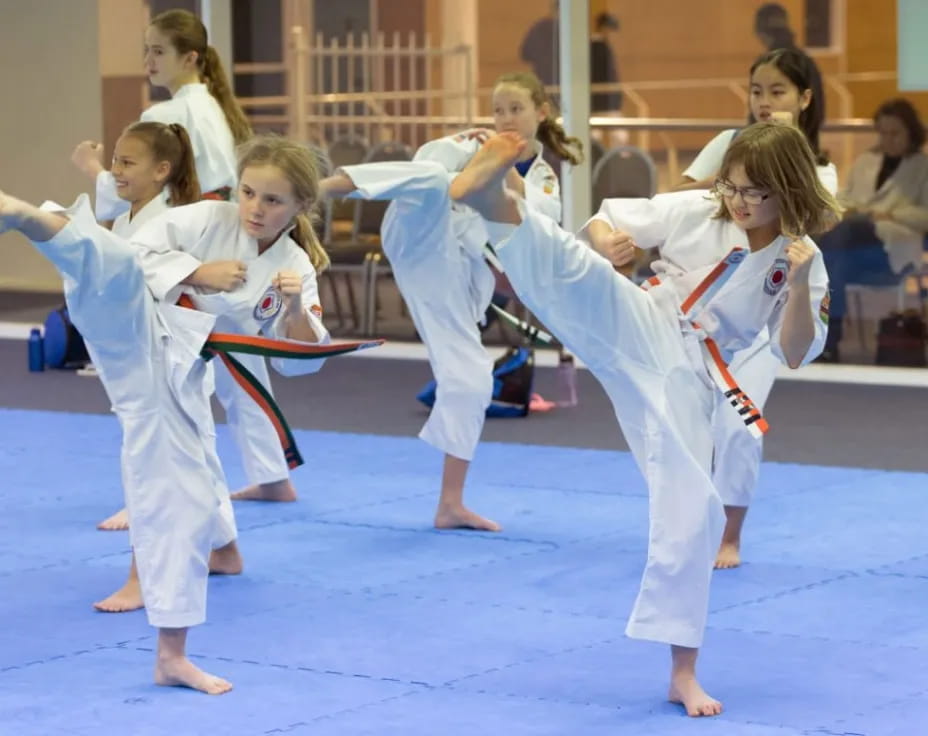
[415, 346, 535, 418]
[875, 310, 927, 367]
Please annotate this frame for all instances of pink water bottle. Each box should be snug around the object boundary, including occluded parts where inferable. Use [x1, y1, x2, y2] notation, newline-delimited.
[557, 352, 578, 407]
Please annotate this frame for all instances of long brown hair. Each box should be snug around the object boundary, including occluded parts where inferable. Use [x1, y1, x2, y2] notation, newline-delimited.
[123, 121, 201, 205]
[237, 135, 329, 272]
[715, 122, 839, 237]
[150, 9, 253, 145]
[494, 72, 584, 165]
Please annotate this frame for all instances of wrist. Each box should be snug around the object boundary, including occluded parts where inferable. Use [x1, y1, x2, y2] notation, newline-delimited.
[82, 161, 105, 179]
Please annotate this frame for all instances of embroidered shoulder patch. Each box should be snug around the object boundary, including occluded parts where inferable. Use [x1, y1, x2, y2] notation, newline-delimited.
[764, 258, 789, 296]
[253, 288, 283, 321]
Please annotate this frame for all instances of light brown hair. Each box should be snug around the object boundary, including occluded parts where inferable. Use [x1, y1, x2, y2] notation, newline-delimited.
[237, 135, 329, 272]
[123, 121, 201, 205]
[715, 122, 839, 237]
[494, 72, 584, 165]
[150, 9, 253, 145]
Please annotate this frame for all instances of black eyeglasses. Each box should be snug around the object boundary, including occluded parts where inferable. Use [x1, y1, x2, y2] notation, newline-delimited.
[714, 179, 770, 206]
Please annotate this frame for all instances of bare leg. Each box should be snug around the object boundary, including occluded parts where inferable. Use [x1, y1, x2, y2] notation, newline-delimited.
[97, 507, 129, 531]
[0, 190, 68, 240]
[230, 478, 298, 502]
[154, 627, 232, 695]
[668, 645, 722, 717]
[208, 539, 243, 575]
[715, 505, 747, 570]
[433, 454, 500, 532]
[93, 552, 143, 612]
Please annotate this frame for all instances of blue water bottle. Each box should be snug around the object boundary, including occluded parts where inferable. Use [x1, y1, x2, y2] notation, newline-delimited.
[28, 328, 45, 372]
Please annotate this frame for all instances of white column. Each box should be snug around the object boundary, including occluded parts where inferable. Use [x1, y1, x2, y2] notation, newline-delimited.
[558, 0, 591, 231]
[441, 0, 479, 122]
[200, 0, 234, 67]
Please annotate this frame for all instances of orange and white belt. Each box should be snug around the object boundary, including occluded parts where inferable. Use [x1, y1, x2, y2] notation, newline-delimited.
[642, 248, 769, 439]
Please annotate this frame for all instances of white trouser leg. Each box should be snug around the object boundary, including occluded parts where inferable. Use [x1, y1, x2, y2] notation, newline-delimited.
[494, 207, 725, 648]
[33, 218, 227, 629]
[213, 354, 289, 485]
[342, 161, 494, 460]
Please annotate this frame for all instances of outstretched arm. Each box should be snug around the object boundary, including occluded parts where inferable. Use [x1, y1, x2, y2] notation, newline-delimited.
[0, 191, 69, 242]
[319, 172, 358, 199]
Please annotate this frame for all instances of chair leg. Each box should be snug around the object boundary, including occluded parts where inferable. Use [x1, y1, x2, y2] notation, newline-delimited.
[853, 290, 866, 352]
[364, 253, 380, 337]
[344, 271, 362, 333]
[325, 272, 346, 330]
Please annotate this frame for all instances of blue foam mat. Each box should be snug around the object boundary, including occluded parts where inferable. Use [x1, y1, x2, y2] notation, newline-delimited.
[0, 407, 926, 735]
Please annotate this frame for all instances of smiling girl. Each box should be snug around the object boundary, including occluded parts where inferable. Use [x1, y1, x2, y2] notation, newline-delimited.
[75, 11, 304, 529]
[0, 134, 329, 695]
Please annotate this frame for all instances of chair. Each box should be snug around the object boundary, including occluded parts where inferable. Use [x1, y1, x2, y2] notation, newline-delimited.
[591, 145, 657, 211]
[309, 140, 370, 334]
[846, 242, 928, 352]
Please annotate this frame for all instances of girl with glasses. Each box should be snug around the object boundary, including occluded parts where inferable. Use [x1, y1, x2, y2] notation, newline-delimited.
[668, 47, 838, 570]
[446, 122, 837, 717]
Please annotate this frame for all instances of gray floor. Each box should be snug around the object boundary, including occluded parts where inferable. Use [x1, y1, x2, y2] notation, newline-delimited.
[2, 338, 926, 472]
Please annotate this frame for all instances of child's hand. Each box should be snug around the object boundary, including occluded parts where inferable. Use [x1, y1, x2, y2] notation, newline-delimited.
[191, 260, 247, 291]
[785, 240, 814, 285]
[770, 111, 794, 126]
[458, 128, 495, 143]
[596, 229, 638, 269]
[71, 141, 105, 178]
[274, 270, 303, 308]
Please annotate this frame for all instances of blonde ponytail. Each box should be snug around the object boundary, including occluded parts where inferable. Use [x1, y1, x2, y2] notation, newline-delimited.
[202, 45, 254, 145]
[150, 10, 253, 145]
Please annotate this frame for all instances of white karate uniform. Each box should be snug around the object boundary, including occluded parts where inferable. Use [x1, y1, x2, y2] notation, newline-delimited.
[488, 191, 828, 648]
[683, 131, 838, 508]
[34, 195, 236, 629]
[337, 133, 561, 461]
[94, 84, 237, 221]
[132, 201, 330, 489]
[132, 200, 329, 362]
[110, 191, 170, 238]
[93, 82, 283, 484]
[111, 190, 292, 486]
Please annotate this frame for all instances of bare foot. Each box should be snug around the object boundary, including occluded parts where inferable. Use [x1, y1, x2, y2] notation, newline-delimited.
[230, 479, 297, 502]
[97, 507, 129, 531]
[449, 132, 527, 207]
[714, 541, 741, 570]
[434, 505, 501, 532]
[93, 578, 143, 613]
[668, 675, 723, 717]
[154, 656, 233, 695]
[208, 541, 243, 575]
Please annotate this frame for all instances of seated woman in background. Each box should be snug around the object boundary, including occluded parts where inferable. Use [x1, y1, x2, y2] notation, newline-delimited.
[818, 98, 928, 361]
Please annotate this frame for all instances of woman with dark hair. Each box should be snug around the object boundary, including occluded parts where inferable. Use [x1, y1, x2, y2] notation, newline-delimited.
[819, 97, 928, 360]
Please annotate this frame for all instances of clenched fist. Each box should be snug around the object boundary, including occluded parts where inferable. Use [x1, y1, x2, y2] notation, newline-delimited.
[192, 260, 248, 292]
[785, 240, 815, 285]
[594, 229, 638, 269]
